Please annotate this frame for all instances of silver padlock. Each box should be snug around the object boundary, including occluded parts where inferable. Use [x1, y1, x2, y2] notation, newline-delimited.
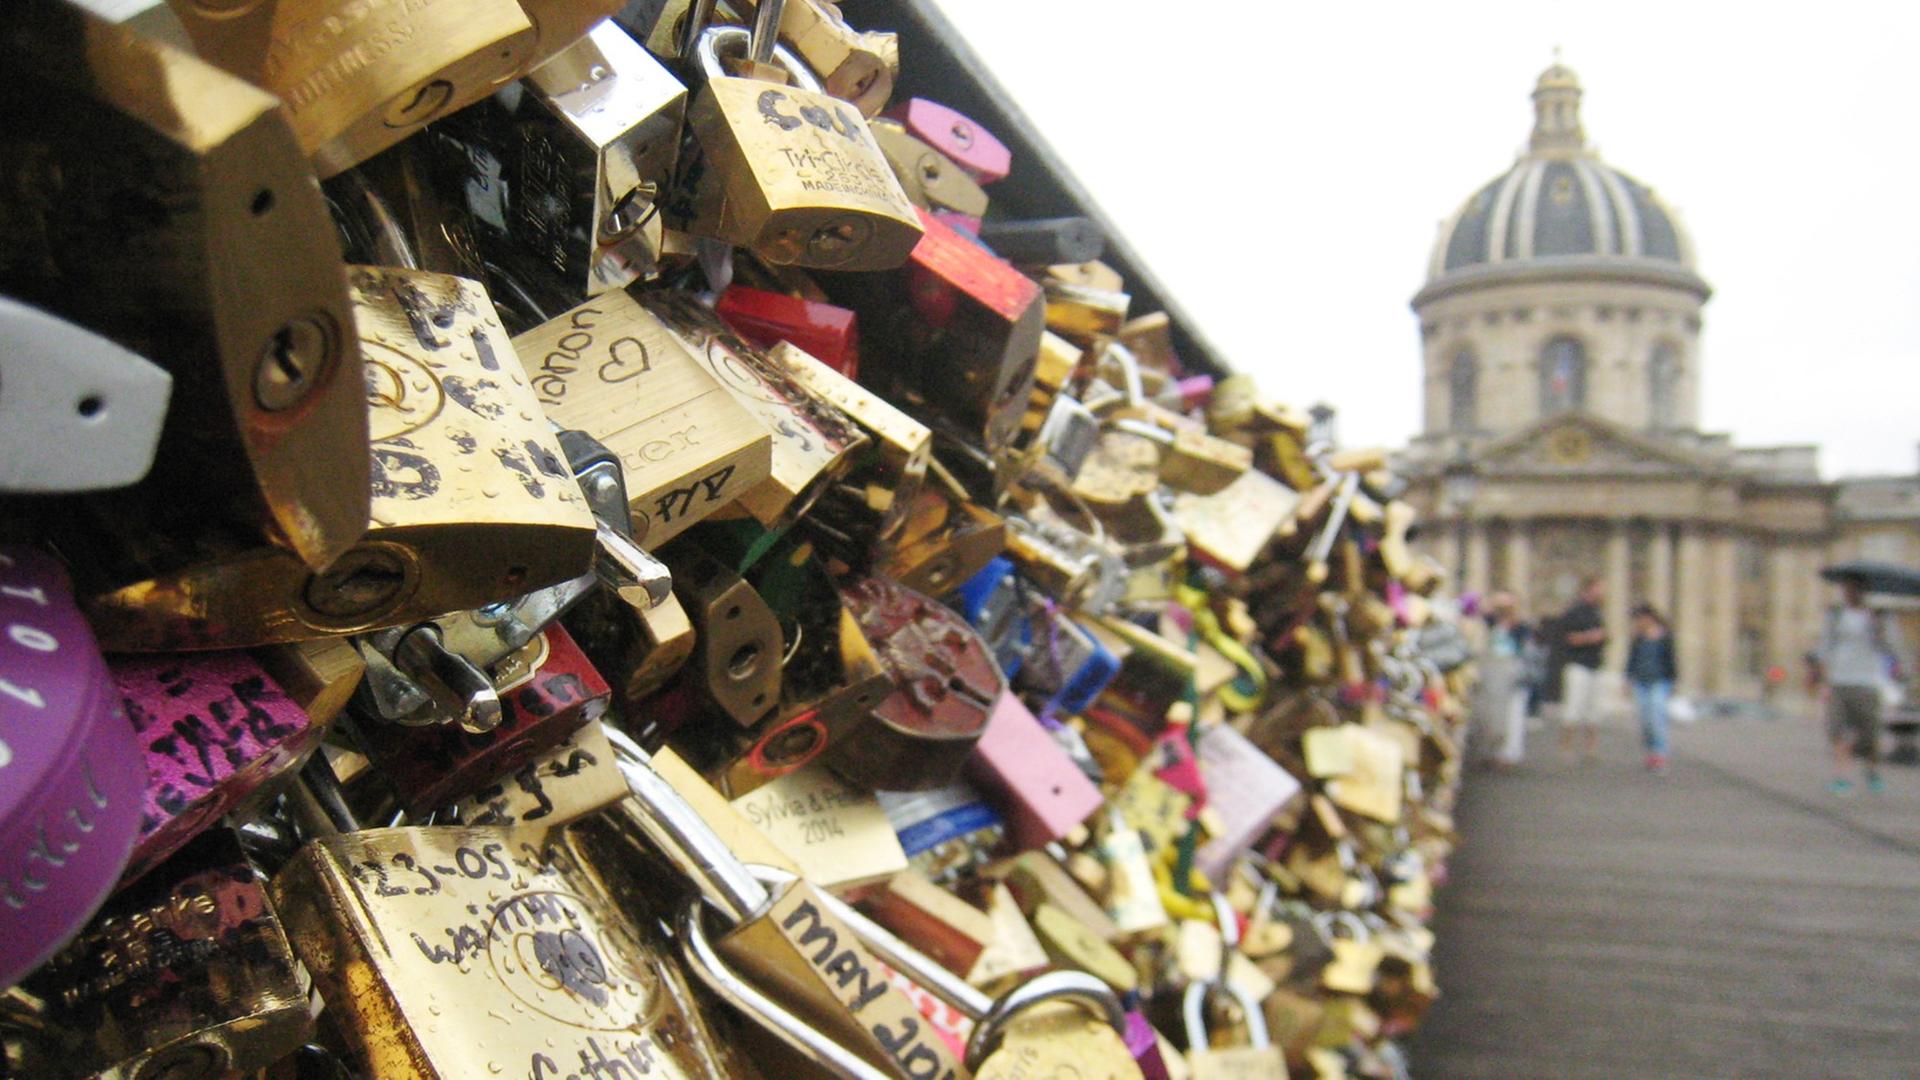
[0, 297, 172, 493]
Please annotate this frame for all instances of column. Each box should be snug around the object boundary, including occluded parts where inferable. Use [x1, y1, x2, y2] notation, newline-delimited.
[1465, 521, 1491, 599]
[1766, 545, 1798, 682]
[1709, 532, 1740, 696]
[1647, 521, 1674, 619]
[1504, 522, 1533, 605]
[1429, 525, 1460, 594]
[1604, 520, 1632, 670]
[1674, 527, 1709, 698]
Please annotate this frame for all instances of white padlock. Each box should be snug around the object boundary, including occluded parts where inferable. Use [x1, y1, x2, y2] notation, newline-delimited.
[0, 296, 171, 493]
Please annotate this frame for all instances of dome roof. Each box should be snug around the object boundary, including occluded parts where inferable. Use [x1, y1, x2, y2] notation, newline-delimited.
[1426, 64, 1697, 283]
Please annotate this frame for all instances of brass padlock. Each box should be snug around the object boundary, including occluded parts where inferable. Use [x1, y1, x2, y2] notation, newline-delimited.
[451, 718, 632, 834]
[0, 4, 367, 572]
[15, 827, 312, 1080]
[870, 119, 991, 217]
[775, 335, 933, 550]
[273, 819, 735, 1079]
[513, 287, 773, 546]
[736, 0, 899, 116]
[670, 17, 922, 269]
[662, 545, 785, 729]
[80, 268, 599, 650]
[641, 293, 869, 524]
[165, 0, 543, 177]
[1183, 978, 1289, 1079]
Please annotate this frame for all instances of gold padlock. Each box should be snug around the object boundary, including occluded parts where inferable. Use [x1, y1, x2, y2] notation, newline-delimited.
[0, 4, 367, 572]
[733, 0, 898, 116]
[662, 545, 785, 729]
[512, 287, 773, 546]
[81, 268, 599, 650]
[1184, 978, 1290, 1079]
[869, 119, 991, 217]
[1044, 279, 1130, 345]
[165, 0, 543, 177]
[671, 20, 922, 269]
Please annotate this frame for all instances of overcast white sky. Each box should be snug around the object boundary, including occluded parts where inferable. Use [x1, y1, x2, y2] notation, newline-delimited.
[932, 1, 1920, 479]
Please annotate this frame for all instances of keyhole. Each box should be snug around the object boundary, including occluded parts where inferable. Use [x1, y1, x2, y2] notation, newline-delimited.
[303, 545, 409, 620]
[383, 79, 454, 128]
[949, 120, 975, 149]
[254, 315, 332, 410]
[808, 219, 872, 262]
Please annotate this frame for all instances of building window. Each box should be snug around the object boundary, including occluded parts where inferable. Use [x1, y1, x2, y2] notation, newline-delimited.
[1539, 336, 1586, 414]
[1649, 342, 1680, 429]
[1448, 349, 1478, 431]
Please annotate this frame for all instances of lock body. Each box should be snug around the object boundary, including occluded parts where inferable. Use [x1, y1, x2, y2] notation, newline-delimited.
[0, 4, 368, 571]
[17, 827, 312, 1080]
[513, 288, 773, 546]
[166, 0, 541, 176]
[112, 651, 320, 886]
[884, 99, 1010, 184]
[716, 285, 862, 377]
[0, 547, 149, 989]
[273, 825, 733, 1079]
[0, 298, 172, 494]
[674, 28, 922, 270]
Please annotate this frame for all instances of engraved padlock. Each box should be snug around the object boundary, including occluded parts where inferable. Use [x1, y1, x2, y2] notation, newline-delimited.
[671, 8, 923, 270]
[0, 5, 367, 571]
[272, 757, 736, 1080]
[513, 287, 773, 546]
[15, 826, 313, 1080]
[111, 651, 321, 886]
[165, 0, 543, 177]
[451, 718, 632, 834]
[1182, 977, 1288, 1079]
[0, 297, 171, 494]
[0, 547, 148, 989]
[77, 268, 599, 651]
[597, 731, 969, 1080]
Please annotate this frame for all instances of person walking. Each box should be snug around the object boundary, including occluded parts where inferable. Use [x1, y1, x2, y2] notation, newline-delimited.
[1475, 592, 1534, 770]
[1556, 577, 1608, 763]
[1815, 577, 1906, 794]
[1626, 604, 1677, 773]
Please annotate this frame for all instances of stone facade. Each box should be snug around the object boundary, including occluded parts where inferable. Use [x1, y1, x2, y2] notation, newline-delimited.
[1401, 64, 1919, 699]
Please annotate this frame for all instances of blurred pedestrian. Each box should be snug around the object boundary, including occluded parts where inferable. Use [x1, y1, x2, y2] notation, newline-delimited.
[1815, 577, 1907, 794]
[1626, 604, 1677, 773]
[1556, 577, 1608, 763]
[1476, 592, 1533, 770]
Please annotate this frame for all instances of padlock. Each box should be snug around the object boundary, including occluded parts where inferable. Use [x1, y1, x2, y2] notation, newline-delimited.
[597, 735, 968, 1080]
[1094, 807, 1171, 937]
[1044, 279, 1130, 345]
[737, 0, 899, 116]
[1192, 723, 1304, 886]
[976, 217, 1105, 267]
[730, 764, 909, 894]
[0, 297, 171, 494]
[858, 869, 1000, 980]
[774, 335, 933, 550]
[965, 690, 1104, 850]
[820, 208, 1044, 455]
[661, 544, 784, 728]
[15, 826, 312, 1080]
[992, 850, 1120, 945]
[1045, 261, 1126, 295]
[78, 267, 599, 651]
[1183, 978, 1288, 1079]
[884, 99, 1011, 184]
[512, 286, 773, 546]
[1317, 912, 1385, 996]
[273, 758, 737, 1080]
[716, 284, 861, 376]
[762, 864, 1139, 1078]
[0, 547, 149, 989]
[875, 782, 1007, 887]
[1301, 724, 1405, 824]
[641, 293, 868, 523]
[953, 558, 1033, 678]
[670, 15, 923, 270]
[1106, 417, 1253, 496]
[829, 574, 1004, 791]
[1170, 467, 1299, 575]
[0, 6, 368, 572]
[451, 718, 631, 833]
[111, 651, 321, 886]
[869, 119, 991, 217]
[469, 19, 689, 298]
[876, 488, 1009, 597]
[352, 623, 613, 816]
[164, 0, 543, 176]
[253, 638, 367, 729]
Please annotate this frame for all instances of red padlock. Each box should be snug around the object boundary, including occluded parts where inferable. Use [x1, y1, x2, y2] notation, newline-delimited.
[715, 285, 861, 378]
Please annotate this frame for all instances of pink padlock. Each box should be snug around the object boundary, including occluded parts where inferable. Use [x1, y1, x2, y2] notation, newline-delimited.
[966, 690, 1103, 849]
[111, 651, 320, 884]
[884, 99, 1011, 184]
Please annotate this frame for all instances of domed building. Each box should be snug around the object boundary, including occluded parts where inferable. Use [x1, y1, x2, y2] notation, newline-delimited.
[1399, 63, 1884, 699]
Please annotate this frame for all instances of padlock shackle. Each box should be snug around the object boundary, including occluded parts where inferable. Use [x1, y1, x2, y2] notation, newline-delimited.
[678, 897, 895, 1080]
[1180, 976, 1272, 1052]
[605, 725, 771, 924]
[692, 25, 826, 94]
[966, 970, 1131, 1072]
[749, 0, 787, 67]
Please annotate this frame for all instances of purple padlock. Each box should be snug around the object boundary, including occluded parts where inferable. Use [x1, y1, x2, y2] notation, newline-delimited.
[0, 546, 148, 988]
[111, 651, 320, 884]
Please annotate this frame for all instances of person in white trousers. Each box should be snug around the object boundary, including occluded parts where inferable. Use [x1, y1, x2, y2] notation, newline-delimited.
[1477, 592, 1535, 770]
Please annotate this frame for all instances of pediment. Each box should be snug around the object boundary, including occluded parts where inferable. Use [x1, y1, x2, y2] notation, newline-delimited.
[1471, 414, 1714, 477]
